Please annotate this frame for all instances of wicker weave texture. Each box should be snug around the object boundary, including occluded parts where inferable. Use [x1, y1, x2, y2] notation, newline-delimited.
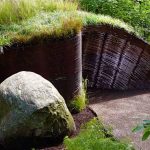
[83, 25, 150, 90]
[0, 33, 82, 101]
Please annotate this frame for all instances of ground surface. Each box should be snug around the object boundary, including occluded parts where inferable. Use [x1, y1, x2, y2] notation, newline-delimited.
[89, 89, 150, 150]
[3, 89, 150, 150]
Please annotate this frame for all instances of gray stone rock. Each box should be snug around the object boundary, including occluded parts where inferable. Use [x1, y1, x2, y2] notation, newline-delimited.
[0, 71, 75, 145]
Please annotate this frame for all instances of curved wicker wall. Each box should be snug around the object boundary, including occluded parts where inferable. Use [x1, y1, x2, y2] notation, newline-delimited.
[83, 25, 150, 90]
[0, 33, 82, 101]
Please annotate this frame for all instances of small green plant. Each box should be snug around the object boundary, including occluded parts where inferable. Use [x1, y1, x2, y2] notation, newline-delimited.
[132, 120, 150, 141]
[68, 79, 88, 113]
[64, 118, 134, 150]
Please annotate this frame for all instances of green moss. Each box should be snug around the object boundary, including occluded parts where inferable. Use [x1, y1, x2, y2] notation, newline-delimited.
[64, 118, 134, 150]
[24, 101, 75, 138]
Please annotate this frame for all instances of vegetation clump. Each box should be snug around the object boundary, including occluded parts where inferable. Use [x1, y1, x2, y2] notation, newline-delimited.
[68, 79, 88, 113]
[64, 118, 134, 150]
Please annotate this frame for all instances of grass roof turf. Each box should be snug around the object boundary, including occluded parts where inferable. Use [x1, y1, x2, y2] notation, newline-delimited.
[78, 11, 137, 34]
[0, 11, 139, 47]
[0, 0, 145, 47]
[0, 0, 78, 24]
[0, 11, 83, 46]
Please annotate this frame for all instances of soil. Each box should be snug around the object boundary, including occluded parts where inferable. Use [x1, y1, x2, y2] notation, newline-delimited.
[40, 107, 96, 150]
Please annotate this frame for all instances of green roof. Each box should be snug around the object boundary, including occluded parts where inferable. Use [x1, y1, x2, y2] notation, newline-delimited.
[0, 1, 145, 47]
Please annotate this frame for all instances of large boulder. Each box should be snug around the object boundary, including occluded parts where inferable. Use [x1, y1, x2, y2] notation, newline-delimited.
[0, 71, 75, 148]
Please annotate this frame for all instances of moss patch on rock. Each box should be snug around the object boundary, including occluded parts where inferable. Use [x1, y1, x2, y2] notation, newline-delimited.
[25, 101, 75, 139]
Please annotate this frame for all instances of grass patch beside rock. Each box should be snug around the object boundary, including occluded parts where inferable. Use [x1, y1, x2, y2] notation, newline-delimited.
[68, 89, 87, 113]
[68, 80, 88, 113]
[64, 118, 134, 150]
